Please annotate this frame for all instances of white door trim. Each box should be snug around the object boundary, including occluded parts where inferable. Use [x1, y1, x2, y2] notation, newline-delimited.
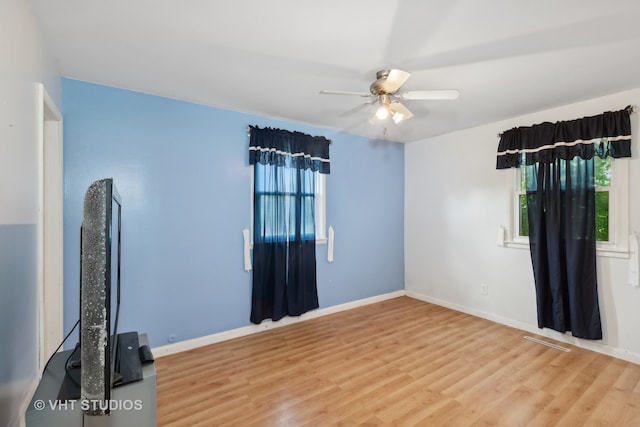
[36, 83, 64, 372]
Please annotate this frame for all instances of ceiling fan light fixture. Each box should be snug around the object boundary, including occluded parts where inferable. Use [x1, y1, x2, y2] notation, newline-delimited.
[391, 111, 405, 124]
[388, 101, 414, 124]
[375, 94, 392, 120]
[375, 105, 389, 120]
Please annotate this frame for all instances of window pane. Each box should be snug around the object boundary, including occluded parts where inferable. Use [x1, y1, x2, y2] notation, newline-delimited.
[519, 194, 529, 237]
[521, 165, 537, 192]
[519, 191, 609, 241]
[594, 156, 611, 187]
[257, 194, 287, 239]
[253, 164, 321, 241]
[595, 190, 609, 242]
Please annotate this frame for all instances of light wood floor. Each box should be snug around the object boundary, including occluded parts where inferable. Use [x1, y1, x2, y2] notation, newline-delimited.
[156, 297, 640, 426]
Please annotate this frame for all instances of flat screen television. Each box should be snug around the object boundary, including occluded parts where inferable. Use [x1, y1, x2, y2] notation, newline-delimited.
[79, 178, 122, 415]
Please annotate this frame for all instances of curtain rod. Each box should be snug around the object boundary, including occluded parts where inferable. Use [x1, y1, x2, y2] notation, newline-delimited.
[496, 105, 636, 138]
[246, 126, 332, 144]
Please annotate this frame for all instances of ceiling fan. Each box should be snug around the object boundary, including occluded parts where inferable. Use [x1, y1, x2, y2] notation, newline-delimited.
[320, 69, 459, 124]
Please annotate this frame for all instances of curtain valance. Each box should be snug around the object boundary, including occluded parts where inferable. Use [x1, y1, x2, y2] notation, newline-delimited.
[496, 107, 632, 169]
[249, 126, 331, 174]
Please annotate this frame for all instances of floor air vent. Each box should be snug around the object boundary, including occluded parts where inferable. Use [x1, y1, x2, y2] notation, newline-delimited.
[523, 336, 571, 352]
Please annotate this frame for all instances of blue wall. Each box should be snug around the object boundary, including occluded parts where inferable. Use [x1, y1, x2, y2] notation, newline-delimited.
[62, 78, 404, 348]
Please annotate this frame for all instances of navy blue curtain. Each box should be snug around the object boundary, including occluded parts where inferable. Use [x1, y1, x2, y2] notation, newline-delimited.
[248, 126, 330, 324]
[496, 107, 632, 340]
[525, 158, 601, 339]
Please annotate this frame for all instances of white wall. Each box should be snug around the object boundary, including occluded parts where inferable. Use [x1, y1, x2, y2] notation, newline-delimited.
[405, 89, 640, 363]
[0, 0, 59, 425]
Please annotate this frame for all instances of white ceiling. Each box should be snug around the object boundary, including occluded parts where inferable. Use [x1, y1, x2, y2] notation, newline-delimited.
[26, 0, 640, 143]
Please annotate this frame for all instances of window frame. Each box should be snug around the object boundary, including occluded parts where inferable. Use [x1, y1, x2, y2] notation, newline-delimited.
[250, 165, 327, 246]
[505, 157, 629, 258]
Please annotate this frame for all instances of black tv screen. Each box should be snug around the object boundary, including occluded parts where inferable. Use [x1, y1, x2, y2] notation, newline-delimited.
[80, 178, 121, 415]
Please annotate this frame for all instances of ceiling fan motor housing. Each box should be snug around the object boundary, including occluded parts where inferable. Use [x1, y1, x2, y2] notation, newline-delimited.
[370, 70, 392, 95]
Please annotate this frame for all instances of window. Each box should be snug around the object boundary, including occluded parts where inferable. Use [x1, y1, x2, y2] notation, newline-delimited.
[250, 166, 327, 243]
[509, 157, 629, 257]
[247, 125, 329, 324]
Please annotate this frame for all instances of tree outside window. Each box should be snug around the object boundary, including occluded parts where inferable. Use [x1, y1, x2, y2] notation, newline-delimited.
[517, 156, 611, 242]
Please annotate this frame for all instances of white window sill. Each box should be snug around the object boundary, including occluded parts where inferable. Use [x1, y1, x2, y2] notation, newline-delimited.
[504, 240, 629, 259]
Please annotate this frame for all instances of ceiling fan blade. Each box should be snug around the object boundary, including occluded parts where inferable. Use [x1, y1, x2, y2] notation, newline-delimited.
[380, 69, 411, 93]
[388, 101, 414, 124]
[340, 98, 378, 117]
[319, 90, 373, 97]
[398, 89, 459, 100]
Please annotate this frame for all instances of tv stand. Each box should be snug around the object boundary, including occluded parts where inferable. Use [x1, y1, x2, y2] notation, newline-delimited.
[25, 333, 156, 427]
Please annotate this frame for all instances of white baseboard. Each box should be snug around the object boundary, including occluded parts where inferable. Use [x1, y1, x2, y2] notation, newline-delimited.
[406, 290, 640, 365]
[152, 290, 406, 358]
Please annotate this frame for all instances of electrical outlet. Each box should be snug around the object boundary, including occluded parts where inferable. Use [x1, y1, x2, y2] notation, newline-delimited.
[480, 283, 488, 295]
